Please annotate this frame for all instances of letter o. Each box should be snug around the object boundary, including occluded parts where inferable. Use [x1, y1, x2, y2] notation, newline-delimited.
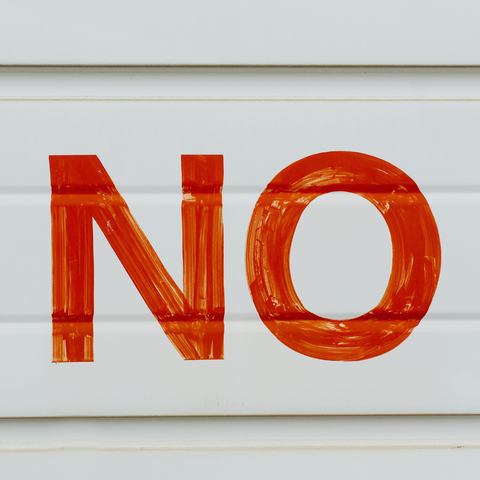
[245, 151, 441, 361]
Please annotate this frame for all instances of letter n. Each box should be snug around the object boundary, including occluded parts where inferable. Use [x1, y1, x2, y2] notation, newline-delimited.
[50, 155, 224, 362]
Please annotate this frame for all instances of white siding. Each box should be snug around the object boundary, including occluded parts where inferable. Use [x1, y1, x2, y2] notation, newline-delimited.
[1, 416, 480, 480]
[0, 67, 479, 415]
[0, 1, 479, 65]
[2, 30, 480, 477]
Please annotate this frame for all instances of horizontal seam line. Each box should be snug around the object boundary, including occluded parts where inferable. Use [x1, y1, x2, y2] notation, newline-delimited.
[1, 98, 480, 102]
[0, 442, 478, 452]
[1, 65, 480, 68]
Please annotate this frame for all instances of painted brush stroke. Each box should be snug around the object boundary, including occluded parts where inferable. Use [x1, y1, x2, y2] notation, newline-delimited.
[50, 155, 224, 362]
[246, 151, 441, 361]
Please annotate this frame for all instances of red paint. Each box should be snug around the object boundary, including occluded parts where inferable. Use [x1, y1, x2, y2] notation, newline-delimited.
[50, 155, 224, 362]
[246, 151, 441, 361]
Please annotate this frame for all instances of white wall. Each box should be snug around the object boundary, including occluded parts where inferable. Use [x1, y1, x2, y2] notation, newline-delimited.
[0, 0, 480, 65]
[1, 1, 480, 476]
[1, 416, 479, 480]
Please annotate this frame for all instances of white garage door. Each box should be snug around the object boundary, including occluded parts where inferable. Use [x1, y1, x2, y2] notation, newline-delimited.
[1, 1, 480, 478]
